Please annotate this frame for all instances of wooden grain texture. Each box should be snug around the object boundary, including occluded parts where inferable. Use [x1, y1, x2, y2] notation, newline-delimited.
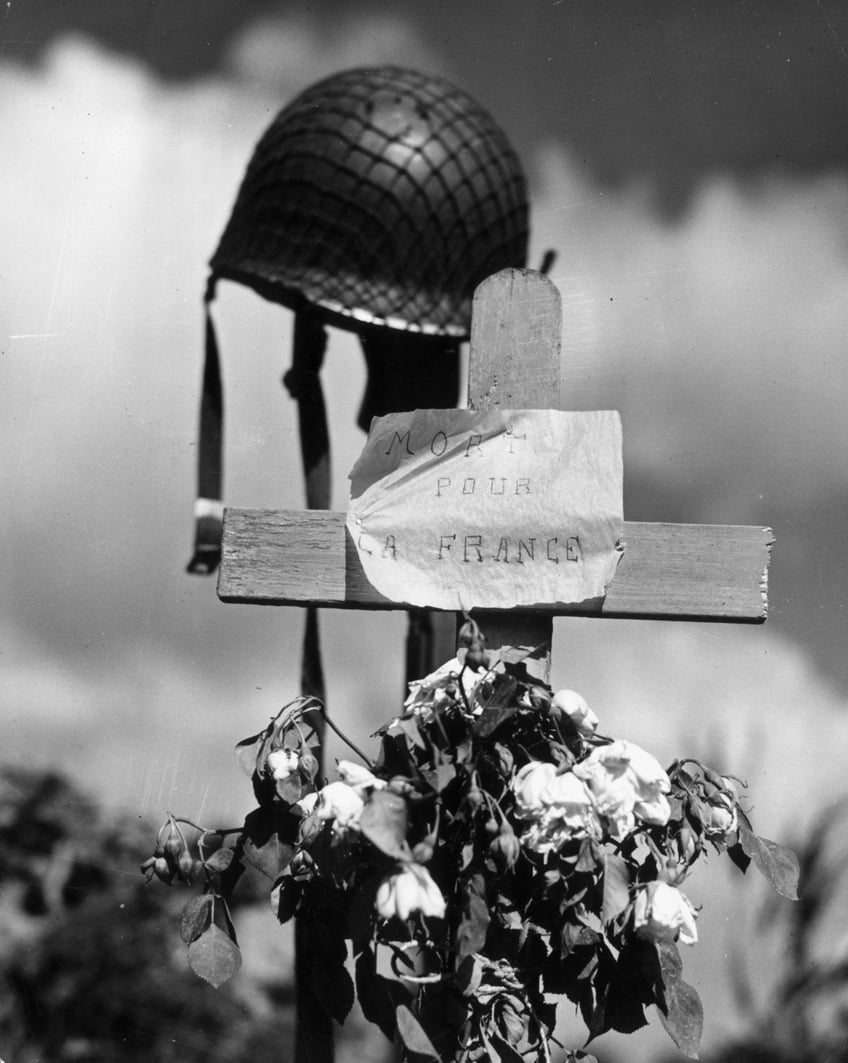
[468, 269, 562, 412]
[468, 270, 561, 673]
[218, 508, 772, 622]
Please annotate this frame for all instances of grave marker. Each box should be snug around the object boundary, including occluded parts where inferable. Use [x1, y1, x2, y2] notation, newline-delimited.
[218, 268, 772, 677]
[216, 267, 771, 1060]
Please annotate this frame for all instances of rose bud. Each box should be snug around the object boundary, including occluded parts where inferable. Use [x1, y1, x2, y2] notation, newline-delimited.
[673, 824, 698, 865]
[464, 640, 490, 671]
[298, 748, 320, 782]
[290, 850, 315, 879]
[147, 856, 173, 884]
[177, 848, 195, 883]
[140, 856, 158, 883]
[489, 825, 521, 870]
[551, 689, 599, 737]
[633, 881, 698, 946]
[164, 830, 184, 862]
[703, 791, 738, 838]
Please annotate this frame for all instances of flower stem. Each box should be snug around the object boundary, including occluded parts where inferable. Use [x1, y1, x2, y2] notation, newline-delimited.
[319, 708, 375, 768]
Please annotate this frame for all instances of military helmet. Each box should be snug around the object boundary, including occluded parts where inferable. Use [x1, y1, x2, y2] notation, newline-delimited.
[207, 65, 529, 337]
[189, 66, 531, 574]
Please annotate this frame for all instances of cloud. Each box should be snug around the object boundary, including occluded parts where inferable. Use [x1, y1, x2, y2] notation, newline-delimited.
[223, 11, 450, 91]
[532, 143, 848, 513]
[530, 144, 848, 687]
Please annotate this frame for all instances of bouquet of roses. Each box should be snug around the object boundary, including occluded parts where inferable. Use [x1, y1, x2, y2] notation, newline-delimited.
[143, 621, 798, 1061]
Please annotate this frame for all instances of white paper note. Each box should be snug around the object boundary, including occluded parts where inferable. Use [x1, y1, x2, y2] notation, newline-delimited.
[347, 408, 624, 610]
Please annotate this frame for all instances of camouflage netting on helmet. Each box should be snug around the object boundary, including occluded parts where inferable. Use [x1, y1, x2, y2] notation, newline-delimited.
[209, 66, 528, 337]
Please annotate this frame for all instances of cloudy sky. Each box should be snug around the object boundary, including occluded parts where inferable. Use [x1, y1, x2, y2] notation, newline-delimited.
[3, 2, 848, 1059]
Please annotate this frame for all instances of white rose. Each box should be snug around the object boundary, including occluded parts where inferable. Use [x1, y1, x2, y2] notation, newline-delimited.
[267, 748, 300, 781]
[337, 760, 386, 795]
[513, 765, 602, 852]
[544, 771, 602, 836]
[314, 781, 364, 828]
[512, 761, 558, 815]
[375, 863, 446, 920]
[296, 791, 319, 816]
[633, 881, 698, 946]
[551, 689, 600, 736]
[574, 741, 671, 839]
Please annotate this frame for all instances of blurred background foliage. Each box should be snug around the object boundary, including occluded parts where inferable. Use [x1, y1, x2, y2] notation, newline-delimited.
[1, 768, 846, 1061]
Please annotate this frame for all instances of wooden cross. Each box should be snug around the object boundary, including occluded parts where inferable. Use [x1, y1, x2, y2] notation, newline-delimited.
[216, 267, 770, 1062]
[217, 268, 772, 677]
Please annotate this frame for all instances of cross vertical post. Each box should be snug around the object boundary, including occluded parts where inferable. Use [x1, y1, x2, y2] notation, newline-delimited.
[464, 269, 563, 680]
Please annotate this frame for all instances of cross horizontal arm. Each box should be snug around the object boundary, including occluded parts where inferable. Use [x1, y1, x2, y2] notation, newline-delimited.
[217, 508, 772, 622]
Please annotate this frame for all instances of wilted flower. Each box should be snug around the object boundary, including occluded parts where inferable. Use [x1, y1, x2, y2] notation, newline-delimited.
[512, 761, 558, 814]
[404, 655, 487, 716]
[337, 759, 386, 795]
[375, 863, 446, 920]
[491, 992, 527, 1045]
[703, 789, 738, 838]
[551, 688, 600, 736]
[574, 740, 671, 840]
[267, 748, 300, 781]
[633, 881, 698, 945]
[314, 781, 364, 829]
[511, 761, 602, 852]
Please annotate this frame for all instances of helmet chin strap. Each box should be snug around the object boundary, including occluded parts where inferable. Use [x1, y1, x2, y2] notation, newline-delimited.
[187, 286, 225, 575]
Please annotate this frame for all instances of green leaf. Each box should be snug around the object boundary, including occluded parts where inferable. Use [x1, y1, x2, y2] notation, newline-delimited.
[270, 875, 301, 924]
[726, 838, 751, 874]
[575, 837, 602, 873]
[180, 894, 213, 945]
[234, 731, 264, 777]
[473, 702, 518, 738]
[738, 825, 799, 900]
[395, 1004, 440, 1060]
[310, 952, 355, 1024]
[187, 924, 242, 988]
[560, 921, 600, 957]
[359, 788, 411, 861]
[455, 873, 490, 956]
[275, 774, 303, 805]
[656, 942, 703, 1058]
[242, 807, 295, 879]
[478, 676, 518, 710]
[602, 853, 630, 924]
[203, 847, 235, 873]
[420, 761, 456, 794]
[486, 1033, 525, 1063]
[355, 947, 412, 1041]
[347, 880, 378, 956]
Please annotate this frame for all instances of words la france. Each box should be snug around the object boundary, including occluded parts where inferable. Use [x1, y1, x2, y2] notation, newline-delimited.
[358, 422, 585, 567]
